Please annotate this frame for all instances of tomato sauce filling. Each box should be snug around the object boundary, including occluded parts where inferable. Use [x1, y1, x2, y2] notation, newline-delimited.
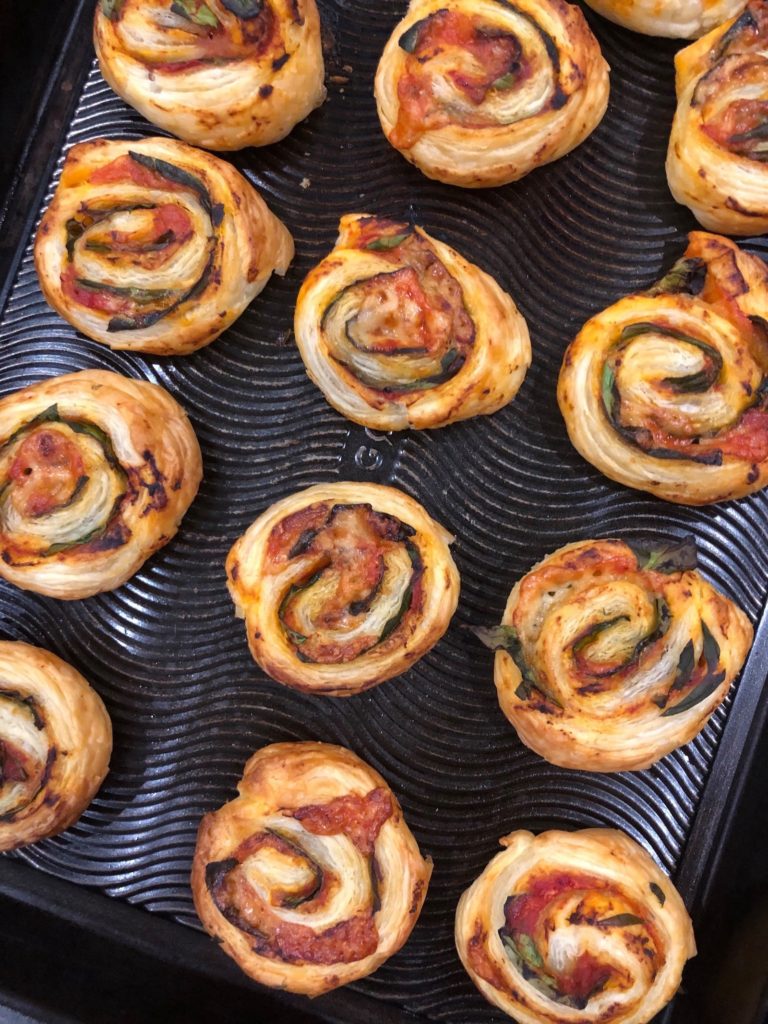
[265, 502, 425, 663]
[208, 788, 392, 964]
[702, 98, 768, 162]
[60, 265, 136, 315]
[94, 204, 193, 254]
[499, 872, 651, 1006]
[0, 739, 32, 785]
[392, 10, 529, 148]
[504, 871, 606, 935]
[327, 218, 474, 395]
[8, 429, 86, 518]
[620, 404, 768, 464]
[62, 166, 196, 313]
[294, 787, 393, 856]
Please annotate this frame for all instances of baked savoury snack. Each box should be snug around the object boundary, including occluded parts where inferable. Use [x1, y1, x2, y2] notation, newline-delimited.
[0, 370, 202, 599]
[94, 0, 326, 150]
[191, 741, 432, 995]
[0, 641, 112, 851]
[582, 0, 746, 38]
[475, 536, 752, 772]
[667, 1, 768, 234]
[35, 137, 294, 355]
[226, 482, 460, 695]
[294, 214, 531, 430]
[456, 828, 696, 1023]
[374, 0, 610, 187]
[558, 233, 768, 505]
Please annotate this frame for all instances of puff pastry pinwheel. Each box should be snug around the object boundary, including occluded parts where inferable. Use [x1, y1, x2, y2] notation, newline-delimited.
[0, 369, 202, 600]
[475, 536, 753, 772]
[557, 232, 768, 505]
[34, 137, 294, 355]
[226, 482, 460, 695]
[667, 2, 768, 233]
[0, 641, 112, 852]
[373, 0, 610, 188]
[455, 828, 696, 1024]
[93, 0, 325, 150]
[582, 0, 745, 38]
[294, 214, 531, 430]
[191, 741, 432, 995]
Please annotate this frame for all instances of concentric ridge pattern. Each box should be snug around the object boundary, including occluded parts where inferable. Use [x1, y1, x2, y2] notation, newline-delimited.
[2, 3, 768, 1022]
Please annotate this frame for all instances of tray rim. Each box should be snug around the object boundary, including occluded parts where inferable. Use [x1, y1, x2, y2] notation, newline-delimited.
[1, 2, 768, 1021]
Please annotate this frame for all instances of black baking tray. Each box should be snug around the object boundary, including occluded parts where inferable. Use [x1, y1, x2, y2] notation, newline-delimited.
[1, 1, 768, 1022]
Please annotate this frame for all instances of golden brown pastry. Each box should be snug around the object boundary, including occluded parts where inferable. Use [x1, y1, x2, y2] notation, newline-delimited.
[93, 0, 326, 150]
[0, 369, 202, 599]
[293, 214, 531, 430]
[667, 2, 768, 234]
[475, 536, 753, 772]
[456, 828, 696, 1024]
[34, 137, 294, 355]
[0, 641, 112, 851]
[557, 233, 768, 505]
[374, 0, 610, 188]
[226, 482, 459, 695]
[583, 0, 746, 38]
[191, 741, 432, 995]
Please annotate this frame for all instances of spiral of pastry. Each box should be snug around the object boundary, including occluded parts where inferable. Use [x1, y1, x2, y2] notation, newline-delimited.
[0, 641, 112, 852]
[667, 2, 768, 234]
[34, 137, 294, 355]
[582, 0, 745, 38]
[0, 370, 202, 600]
[557, 233, 768, 505]
[192, 742, 432, 995]
[294, 214, 531, 430]
[373, 0, 610, 188]
[475, 536, 752, 772]
[94, 0, 326, 150]
[226, 482, 460, 695]
[455, 828, 696, 1024]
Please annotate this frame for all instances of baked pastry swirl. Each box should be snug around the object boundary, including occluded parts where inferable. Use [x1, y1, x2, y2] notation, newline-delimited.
[557, 233, 768, 505]
[582, 0, 746, 38]
[456, 828, 696, 1024]
[34, 137, 294, 355]
[0, 370, 202, 600]
[0, 641, 112, 852]
[667, 1, 768, 234]
[191, 741, 432, 995]
[94, 0, 325, 150]
[226, 482, 459, 695]
[294, 214, 531, 430]
[475, 536, 753, 772]
[374, 0, 610, 188]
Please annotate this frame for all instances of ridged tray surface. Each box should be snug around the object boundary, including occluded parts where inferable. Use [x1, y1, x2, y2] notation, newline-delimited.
[2, 3, 768, 1021]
